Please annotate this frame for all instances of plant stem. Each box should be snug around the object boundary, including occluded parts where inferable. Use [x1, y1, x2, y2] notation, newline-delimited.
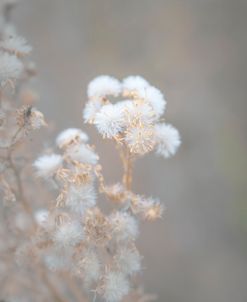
[122, 146, 133, 191]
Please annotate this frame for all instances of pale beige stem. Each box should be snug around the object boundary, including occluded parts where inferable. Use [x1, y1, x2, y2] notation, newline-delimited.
[122, 146, 133, 191]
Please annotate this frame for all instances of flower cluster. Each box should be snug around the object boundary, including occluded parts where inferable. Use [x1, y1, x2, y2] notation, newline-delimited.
[32, 127, 142, 301]
[0, 2, 181, 302]
[83, 75, 181, 157]
[29, 76, 181, 302]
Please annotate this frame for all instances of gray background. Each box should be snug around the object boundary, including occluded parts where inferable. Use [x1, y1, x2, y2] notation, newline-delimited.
[13, 0, 247, 301]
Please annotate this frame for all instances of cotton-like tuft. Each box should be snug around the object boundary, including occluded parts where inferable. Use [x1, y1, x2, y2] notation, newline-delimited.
[0, 35, 32, 57]
[125, 124, 156, 155]
[44, 247, 72, 271]
[103, 271, 130, 302]
[83, 99, 103, 123]
[65, 143, 99, 165]
[0, 51, 23, 85]
[139, 86, 166, 118]
[66, 184, 96, 213]
[155, 123, 181, 158]
[33, 153, 63, 178]
[56, 128, 88, 149]
[123, 101, 156, 127]
[115, 247, 141, 276]
[29, 108, 46, 129]
[53, 220, 84, 248]
[87, 75, 121, 98]
[77, 249, 101, 285]
[122, 75, 150, 96]
[94, 104, 125, 138]
[110, 212, 139, 242]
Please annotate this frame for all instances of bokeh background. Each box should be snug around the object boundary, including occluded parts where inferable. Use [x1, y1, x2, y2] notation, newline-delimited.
[12, 0, 247, 301]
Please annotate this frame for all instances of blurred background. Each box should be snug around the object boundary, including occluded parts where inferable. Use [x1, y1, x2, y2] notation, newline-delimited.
[12, 0, 247, 301]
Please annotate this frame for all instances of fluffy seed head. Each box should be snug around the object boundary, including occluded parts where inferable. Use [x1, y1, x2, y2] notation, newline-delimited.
[123, 100, 156, 127]
[33, 153, 63, 178]
[83, 99, 103, 123]
[0, 51, 23, 85]
[125, 124, 156, 155]
[0, 34, 32, 57]
[29, 108, 46, 129]
[44, 247, 72, 271]
[138, 86, 166, 118]
[53, 220, 84, 248]
[94, 104, 125, 138]
[103, 271, 130, 302]
[122, 75, 150, 97]
[66, 184, 96, 213]
[87, 75, 121, 98]
[115, 247, 142, 276]
[155, 123, 181, 158]
[77, 249, 101, 285]
[56, 128, 89, 149]
[110, 212, 139, 242]
[65, 143, 99, 165]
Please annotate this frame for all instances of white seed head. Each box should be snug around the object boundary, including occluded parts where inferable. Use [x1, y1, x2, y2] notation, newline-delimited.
[103, 271, 130, 302]
[66, 184, 96, 213]
[56, 128, 89, 149]
[65, 143, 99, 165]
[33, 153, 63, 178]
[110, 212, 139, 242]
[115, 247, 141, 276]
[83, 99, 103, 123]
[123, 100, 156, 127]
[122, 75, 150, 96]
[29, 108, 46, 129]
[94, 104, 125, 138]
[0, 51, 23, 85]
[0, 34, 32, 57]
[53, 220, 84, 248]
[87, 75, 121, 98]
[44, 247, 72, 271]
[138, 86, 166, 118]
[125, 124, 156, 155]
[77, 249, 101, 285]
[155, 123, 181, 158]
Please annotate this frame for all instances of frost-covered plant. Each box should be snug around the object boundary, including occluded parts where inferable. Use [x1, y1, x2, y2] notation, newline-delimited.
[0, 2, 181, 302]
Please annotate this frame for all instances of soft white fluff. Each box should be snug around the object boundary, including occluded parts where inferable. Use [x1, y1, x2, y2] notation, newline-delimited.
[30, 109, 46, 129]
[78, 249, 101, 285]
[125, 124, 155, 155]
[0, 51, 23, 85]
[110, 212, 139, 242]
[53, 221, 84, 248]
[33, 153, 63, 178]
[0, 35, 32, 56]
[122, 75, 150, 96]
[83, 99, 103, 123]
[115, 247, 141, 276]
[122, 101, 156, 126]
[56, 128, 88, 149]
[87, 75, 121, 98]
[66, 143, 99, 165]
[103, 271, 129, 302]
[44, 247, 72, 271]
[155, 123, 181, 158]
[94, 104, 125, 138]
[66, 184, 96, 213]
[139, 86, 166, 118]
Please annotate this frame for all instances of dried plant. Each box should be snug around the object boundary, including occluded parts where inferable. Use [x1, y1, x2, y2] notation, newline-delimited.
[0, 2, 181, 302]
